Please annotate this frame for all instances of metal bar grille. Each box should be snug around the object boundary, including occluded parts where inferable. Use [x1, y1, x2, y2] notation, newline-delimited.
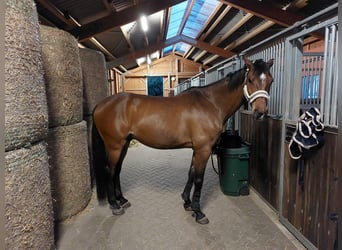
[321, 23, 338, 126]
[248, 39, 286, 117]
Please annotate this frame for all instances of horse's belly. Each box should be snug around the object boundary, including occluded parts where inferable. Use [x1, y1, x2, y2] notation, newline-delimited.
[132, 128, 192, 149]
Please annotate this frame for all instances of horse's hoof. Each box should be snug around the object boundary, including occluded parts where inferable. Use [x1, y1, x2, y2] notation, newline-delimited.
[120, 200, 131, 209]
[111, 206, 125, 215]
[196, 216, 209, 224]
[183, 202, 192, 211]
[192, 212, 209, 224]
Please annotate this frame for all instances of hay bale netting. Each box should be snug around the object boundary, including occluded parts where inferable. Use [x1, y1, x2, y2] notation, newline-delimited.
[40, 25, 83, 127]
[5, 0, 48, 151]
[47, 121, 92, 221]
[79, 48, 109, 116]
[5, 142, 54, 249]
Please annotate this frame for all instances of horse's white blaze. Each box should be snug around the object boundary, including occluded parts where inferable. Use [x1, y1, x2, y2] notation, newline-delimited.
[260, 73, 266, 81]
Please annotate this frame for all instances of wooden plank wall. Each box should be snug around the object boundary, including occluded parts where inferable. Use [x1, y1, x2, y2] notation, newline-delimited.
[240, 111, 282, 210]
[240, 111, 338, 249]
[283, 125, 338, 249]
[122, 54, 204, 96]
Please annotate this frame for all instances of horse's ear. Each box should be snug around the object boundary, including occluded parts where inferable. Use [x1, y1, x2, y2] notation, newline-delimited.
[267, 58, 274, 68]
[243, 56, 253, 70]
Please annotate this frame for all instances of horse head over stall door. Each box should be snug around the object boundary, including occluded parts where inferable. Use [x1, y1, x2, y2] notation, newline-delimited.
[92, 57, 274, 224]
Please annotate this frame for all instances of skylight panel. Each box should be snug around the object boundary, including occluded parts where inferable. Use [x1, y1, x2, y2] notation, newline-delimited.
[175, 42, 191, 54]
[164, 45, 174, 55]
[183, 0, 219, 39]
[164, 0, 219, 55]
[166, 1, 188, 39]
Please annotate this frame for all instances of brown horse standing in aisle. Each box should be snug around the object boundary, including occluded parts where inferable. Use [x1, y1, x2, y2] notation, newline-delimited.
[92, 57, 274, 224]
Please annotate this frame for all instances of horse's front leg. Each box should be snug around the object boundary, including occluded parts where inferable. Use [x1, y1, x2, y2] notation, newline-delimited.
[181, 161, 195, 211]
[191, 149, 211, 224]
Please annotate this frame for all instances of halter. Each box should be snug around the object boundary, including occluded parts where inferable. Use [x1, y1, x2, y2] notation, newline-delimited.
[243, 69, 270, 105]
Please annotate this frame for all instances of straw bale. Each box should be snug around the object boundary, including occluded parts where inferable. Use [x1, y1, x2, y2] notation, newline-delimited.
[5, 141, 54, 249]
[5, 0, 48, 152]
[79, 48, 109, 115]
[40, 25, 83, 127]
[47, 121, 92, 221]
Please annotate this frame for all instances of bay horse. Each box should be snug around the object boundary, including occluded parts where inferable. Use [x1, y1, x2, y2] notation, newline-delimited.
[92, 57, 274, 224]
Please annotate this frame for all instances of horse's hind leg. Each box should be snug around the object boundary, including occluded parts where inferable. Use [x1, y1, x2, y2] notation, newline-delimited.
[106, 142, 130, 215]
[113, 140, 131, 209]
[106, 156, 124, 215]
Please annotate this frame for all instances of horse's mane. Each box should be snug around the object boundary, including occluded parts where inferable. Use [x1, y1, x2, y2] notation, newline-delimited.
[226, 67, 245, 91]
[180, 59, 268, 93]
[181, 67, 246, 93]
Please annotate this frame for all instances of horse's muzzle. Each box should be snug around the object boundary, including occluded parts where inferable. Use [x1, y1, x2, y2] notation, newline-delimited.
[253, 110, 267, 120]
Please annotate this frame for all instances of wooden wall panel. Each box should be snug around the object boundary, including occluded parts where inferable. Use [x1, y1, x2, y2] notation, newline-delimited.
[122, 54, 204, 96]
[241, 111, 338, 248]
[282, 125, 338, 249]
[240, 112, 282, 210]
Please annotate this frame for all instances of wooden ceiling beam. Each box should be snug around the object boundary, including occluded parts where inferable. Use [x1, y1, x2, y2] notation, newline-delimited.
[220, 0, 303, 27]
[203, 21, 274, 65]
[181, 35, 234, 59]
[36, 0, 77, 28]
[194, 12, 253, 62]
[71, 0, 185, 42]
[106, 36, 183, 69]
[106, 34, 234, 69]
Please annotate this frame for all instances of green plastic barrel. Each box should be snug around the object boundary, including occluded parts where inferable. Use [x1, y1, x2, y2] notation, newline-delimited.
[217, 145, 250, 196]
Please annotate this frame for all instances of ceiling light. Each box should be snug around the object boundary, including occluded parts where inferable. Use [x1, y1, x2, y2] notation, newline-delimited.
[141, 15, 148, 32]
[150, 51, 160, 60]
[136, 57, 146, 66]
[146, 55, 151, 65]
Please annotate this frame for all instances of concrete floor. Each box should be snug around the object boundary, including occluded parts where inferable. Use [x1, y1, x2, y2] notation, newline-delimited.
[56, 144, 305, 250]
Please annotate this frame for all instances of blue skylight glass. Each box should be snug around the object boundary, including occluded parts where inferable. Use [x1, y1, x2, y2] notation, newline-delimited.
[175, 42, 192, 54]
[164, 0, 219, 55]
[183, 0, 218, 39]
[164, 45, 174, 54]
[165, 1, 188, 39]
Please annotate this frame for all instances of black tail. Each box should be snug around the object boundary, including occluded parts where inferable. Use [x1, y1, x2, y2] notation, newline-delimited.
[91, 111, 108, 204]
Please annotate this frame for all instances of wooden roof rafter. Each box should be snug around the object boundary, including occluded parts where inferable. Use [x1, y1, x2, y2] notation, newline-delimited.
[106, 34, 235, 69]
[70, 0, 185, 42]
[219, 0, 303, 27]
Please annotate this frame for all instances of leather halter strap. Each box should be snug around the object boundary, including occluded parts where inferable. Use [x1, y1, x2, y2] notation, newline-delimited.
[243, 69, 270, 104]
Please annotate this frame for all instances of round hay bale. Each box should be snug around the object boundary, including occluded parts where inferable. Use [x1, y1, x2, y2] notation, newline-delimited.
[5, 142, 54, 249]
[47, 121, 92, 221]
[40, 25, 83, 127]
[79, 48, 109, 115]
[5, 0, 48, 152]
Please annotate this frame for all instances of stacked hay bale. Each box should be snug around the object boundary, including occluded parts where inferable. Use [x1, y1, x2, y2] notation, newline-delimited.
[5, 0, 54, 248]
[79, 48, 109, 185]
[40, 25, 92, 221]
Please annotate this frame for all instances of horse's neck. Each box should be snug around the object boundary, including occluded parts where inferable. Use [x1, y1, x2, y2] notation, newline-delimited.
[205, 77, 245, 123]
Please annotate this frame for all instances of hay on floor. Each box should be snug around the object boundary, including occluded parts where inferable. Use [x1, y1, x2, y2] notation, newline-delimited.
[47, 121, 92, 221]
[79, 48, 109, 116]
[40, 25, 83, 127]
[5, 0, 48, 152]
[5, 141, 54, 249]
